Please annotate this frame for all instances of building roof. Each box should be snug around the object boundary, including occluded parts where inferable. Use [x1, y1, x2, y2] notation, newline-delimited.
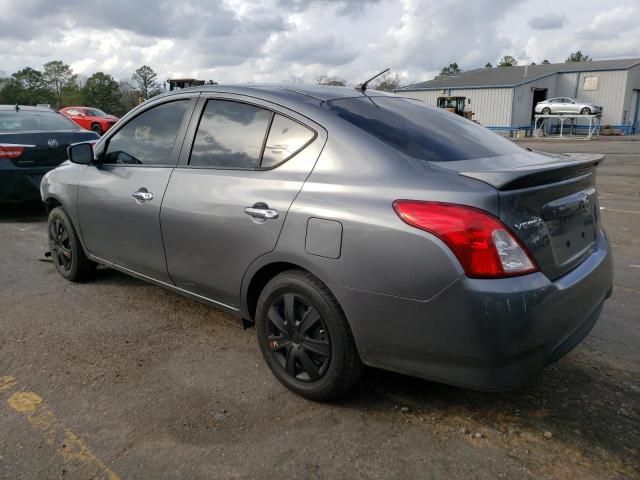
[398, 58, 640, 91]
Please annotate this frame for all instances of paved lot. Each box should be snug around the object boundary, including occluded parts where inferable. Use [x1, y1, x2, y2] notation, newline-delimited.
[1, 139, 638, 479]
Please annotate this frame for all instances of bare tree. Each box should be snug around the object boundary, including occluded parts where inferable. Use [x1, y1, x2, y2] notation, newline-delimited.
[372, 72, 403, 92]
[315, 74, 346, 86]
[284, 74, 307, 84]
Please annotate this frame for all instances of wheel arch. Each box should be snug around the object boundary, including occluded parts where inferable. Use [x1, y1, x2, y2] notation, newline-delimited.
[240, 255, 336, 325]
[43, 195, 63, 214]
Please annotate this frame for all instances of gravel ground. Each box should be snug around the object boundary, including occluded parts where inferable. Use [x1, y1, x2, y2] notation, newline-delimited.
[0, 139, 638, 479]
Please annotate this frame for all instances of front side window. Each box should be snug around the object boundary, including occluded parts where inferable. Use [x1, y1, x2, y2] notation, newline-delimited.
[262, 114, 315, 168]
[190, 100, 272, 168]
[104, 100, 188, 166]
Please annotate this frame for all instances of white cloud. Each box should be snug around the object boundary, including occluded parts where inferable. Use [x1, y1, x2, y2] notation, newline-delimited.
[0, 0, 638, 86]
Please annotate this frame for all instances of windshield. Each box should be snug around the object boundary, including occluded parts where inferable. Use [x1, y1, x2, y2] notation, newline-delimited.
[0, 110, 78, 132]
[323, 96, 523, 162]
[85, 108, 108, 117]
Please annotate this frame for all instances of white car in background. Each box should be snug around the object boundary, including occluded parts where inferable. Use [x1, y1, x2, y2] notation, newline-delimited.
[535, 97, 602, 116]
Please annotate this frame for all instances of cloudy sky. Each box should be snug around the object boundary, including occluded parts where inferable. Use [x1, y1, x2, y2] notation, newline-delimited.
[0, 0, 638, 85]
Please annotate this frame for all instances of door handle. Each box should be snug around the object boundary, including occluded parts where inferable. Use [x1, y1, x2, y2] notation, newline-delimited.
[244, 206, 279, 220]
[132, 188, 153, 202]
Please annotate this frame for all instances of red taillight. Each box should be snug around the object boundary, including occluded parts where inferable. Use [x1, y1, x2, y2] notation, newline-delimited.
[0, 145, 26, 158]
[393, 200, 538, 278]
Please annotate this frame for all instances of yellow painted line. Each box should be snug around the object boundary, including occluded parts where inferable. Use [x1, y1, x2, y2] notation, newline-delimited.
[0, 375, 119, 480]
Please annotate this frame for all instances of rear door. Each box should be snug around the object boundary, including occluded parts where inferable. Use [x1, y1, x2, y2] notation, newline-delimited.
[77, 95, 196, 282]
[160, 94, 326, 308]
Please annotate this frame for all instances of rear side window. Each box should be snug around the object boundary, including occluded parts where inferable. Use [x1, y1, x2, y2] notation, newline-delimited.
[323, 97, 523, 162]
[0, 110, 77, 132]
[262, 114, 315, 168]
[104, 100, 188, 166]
[190, 100, 272, 168]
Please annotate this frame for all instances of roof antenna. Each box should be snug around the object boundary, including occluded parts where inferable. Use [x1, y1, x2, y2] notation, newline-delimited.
[14, 103, 20, 112]
[355, 68, 390, 92]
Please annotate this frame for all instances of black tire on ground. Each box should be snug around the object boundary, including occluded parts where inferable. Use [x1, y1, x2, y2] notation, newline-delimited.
[580, 107, 591, 115]
[91, 123, 102, 135]
[256, 270, 364, 401]
[542, 108, 551, 115]
[48, 206, 96, 282]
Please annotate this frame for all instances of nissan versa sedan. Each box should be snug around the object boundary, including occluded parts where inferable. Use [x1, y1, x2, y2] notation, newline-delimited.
[41, 85, 613, 400]
[0, 105, 98, 204]
[535, 97, 603, 116]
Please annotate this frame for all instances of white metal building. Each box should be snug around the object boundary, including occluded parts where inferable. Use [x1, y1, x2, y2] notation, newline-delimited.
[396, 59, 640, 132]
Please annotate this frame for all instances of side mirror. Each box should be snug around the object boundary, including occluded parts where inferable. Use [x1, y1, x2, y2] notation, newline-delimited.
[68, 142, 94, 165]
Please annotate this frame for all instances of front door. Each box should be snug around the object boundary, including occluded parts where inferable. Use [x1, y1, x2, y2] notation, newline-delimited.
[161, 95, 325, 308]
[78, 97, 195, 282]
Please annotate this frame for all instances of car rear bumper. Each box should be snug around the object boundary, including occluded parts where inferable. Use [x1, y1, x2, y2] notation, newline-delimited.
[0, 161, 51, 203]
[333, 230, 613, 391]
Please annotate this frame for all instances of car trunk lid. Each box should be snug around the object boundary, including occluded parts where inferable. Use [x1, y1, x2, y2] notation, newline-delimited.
[0, 130, 98, 168]
[433, 150, 603, 280]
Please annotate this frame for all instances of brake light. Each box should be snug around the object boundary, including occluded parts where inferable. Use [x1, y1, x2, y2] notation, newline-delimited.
[393, 200, 538, 278]
[0, 143, 33, 158]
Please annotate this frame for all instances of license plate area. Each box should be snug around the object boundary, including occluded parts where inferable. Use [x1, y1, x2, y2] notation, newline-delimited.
[543, 187, 597, 267]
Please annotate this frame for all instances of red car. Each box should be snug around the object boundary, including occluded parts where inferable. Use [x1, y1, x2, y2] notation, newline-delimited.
[59, 107, 119, 135]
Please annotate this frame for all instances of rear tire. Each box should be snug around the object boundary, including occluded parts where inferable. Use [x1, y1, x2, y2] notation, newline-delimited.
[48, 207, 96, 282]
[580, 107, 591, 115]
[256, 270, 363, 401]
[91, 123, 102, 135]
[542, 107, 551, 115]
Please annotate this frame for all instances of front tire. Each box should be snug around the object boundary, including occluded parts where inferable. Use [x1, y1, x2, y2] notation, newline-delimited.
[48, 207, 96, 282]
[91, 123, 102, 135]
[541, 107, 551, 115]
[256, 270, 363, 401]
[580, 107, 591, 115]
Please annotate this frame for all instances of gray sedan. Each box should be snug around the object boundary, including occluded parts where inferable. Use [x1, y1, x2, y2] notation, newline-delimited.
[535, 97, 603, 115]
[41, 85, 612, 400]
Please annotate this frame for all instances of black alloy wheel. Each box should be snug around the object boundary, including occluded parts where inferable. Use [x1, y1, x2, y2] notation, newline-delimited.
[47, 206, 96, 282]
[49, 216, 72, 272]
[256, 270, 363, 401]
[265, 293, 331, 382]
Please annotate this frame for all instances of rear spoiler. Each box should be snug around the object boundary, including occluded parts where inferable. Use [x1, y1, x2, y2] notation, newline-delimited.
[459, 153, 605, 191]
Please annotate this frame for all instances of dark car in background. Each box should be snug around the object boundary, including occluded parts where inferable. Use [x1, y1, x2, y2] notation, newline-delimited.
[0, 105, 99, 204]
[59, 106, 119, 135]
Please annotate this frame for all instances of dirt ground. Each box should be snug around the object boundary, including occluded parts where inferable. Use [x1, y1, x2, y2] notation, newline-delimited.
[0, 139, 638, 479]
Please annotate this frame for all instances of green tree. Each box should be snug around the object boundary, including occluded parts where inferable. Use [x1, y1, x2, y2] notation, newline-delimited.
[565, 51, 592, 63]
[131, 65, 163, 100]
[498, 55, 518, 67]
[12, 67, 50, 105]
[484, 62, 493, 68]
[43, 60, 78, 108]
[541, 59, 551, 64]
[82, 72, 122, 113]
[436, 63, 461, 79]
[0, 77, 24, 104]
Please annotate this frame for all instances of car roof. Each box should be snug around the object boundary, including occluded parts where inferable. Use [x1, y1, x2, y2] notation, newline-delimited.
[152, 83, 397, 107]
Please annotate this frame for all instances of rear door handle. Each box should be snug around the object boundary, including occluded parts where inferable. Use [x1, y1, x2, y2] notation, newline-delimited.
[132, 188, 153, 202]
[244, 205, 279, 220]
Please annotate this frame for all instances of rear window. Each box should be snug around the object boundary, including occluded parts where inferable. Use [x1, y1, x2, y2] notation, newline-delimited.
[323, 97, 523, 162]
[0, 110, 78, 132]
